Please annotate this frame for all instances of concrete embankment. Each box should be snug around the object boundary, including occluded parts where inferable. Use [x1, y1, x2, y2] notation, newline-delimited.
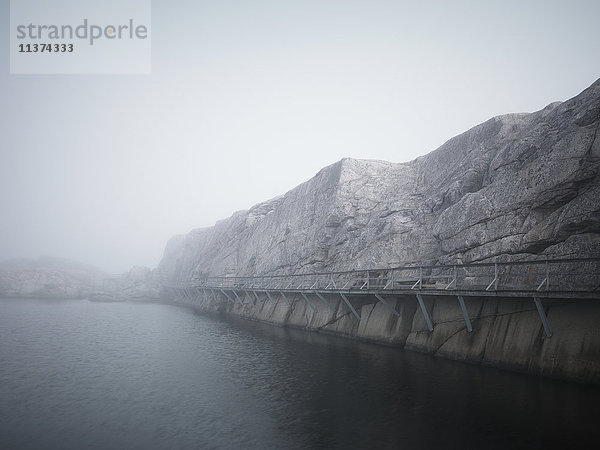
[166, 291, 600, 384]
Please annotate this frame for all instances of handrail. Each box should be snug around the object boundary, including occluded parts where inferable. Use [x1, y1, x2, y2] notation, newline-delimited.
[180, 257, 598, 281]
[162, 257, 600, 295]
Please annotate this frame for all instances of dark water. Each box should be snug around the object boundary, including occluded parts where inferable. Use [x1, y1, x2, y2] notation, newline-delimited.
[1, 299, 599, 450]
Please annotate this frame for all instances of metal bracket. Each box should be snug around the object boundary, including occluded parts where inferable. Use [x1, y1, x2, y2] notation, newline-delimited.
[537, 278, 548, 291]
[220, 289, 236, 304]
[265, 291, 276, 304]
[411, 266, 423, 290]
[416, 294, 433, 332]
[445, 266, 457, 290]
[374, 293, 400, 317]
[533, 297, 552, 338]
[412, 267, 423, 290]
[300, 292, 318, 312]
[279, 291, 291, 306]
[339, 293, 361, 320]
[536, 260, 550, 292]
[457, 295, 472, 332]
[486, 263, 499, 291]
[244, 290, 255, 306]
[315, 292, 335, 311]
[232, 290, 244, 305]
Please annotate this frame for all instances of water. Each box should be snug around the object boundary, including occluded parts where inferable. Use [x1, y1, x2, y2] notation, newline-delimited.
[1, 298, 599, 450]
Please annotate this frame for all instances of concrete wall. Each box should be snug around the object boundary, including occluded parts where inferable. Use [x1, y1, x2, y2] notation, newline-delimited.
[165, 290, 600, 384]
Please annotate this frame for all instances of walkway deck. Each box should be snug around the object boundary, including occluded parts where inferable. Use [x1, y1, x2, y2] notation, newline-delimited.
[163, 258, 600, 338]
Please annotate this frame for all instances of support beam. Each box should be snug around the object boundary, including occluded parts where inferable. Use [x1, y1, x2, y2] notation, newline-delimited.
[457, 295, 472, 332]
[534, 297, 552, 338]
[416, 294, 433, 332]
[339, 293, 361, 320]
[220, 289, 238, 305]
[300, 292, 318, 312]
[374, 293, 400, 317]
[244, 290, 255, 306]
[279, 291, 291, 306]
[265, 291, 276, 304]
[315, 292, 335, 311]
[253, 291, 261, 303]
[232, 290, 244, 305]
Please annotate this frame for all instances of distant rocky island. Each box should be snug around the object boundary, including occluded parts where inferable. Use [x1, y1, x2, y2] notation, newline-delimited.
[0, 257, 159, 301]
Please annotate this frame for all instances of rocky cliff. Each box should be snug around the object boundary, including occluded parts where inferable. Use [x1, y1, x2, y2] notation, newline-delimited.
[160, 79, 600, 281]
[158, 79, 600, 384]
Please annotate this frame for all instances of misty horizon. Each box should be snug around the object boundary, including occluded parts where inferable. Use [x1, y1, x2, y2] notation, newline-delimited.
[2, 0, 600, 273]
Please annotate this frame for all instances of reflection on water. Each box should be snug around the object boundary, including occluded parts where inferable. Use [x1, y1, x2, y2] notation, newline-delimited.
[1, 298, 599, 449]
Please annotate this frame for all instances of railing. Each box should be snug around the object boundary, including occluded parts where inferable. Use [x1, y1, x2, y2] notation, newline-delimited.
[163, 258, 600, 297]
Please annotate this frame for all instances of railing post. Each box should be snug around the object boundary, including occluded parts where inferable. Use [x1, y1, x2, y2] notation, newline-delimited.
[445, 265, 457, 290]
[453, 264, 457, 288]
[486, 263, 498, 291]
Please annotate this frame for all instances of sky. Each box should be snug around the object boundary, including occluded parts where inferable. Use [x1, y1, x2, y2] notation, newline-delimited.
[1, 0, 600, 273]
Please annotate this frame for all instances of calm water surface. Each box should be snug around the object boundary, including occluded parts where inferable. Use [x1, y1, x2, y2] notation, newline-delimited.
[1, 298, 599, 449]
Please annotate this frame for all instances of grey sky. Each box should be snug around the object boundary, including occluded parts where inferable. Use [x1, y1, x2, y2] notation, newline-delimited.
[1, 0, 600, 273]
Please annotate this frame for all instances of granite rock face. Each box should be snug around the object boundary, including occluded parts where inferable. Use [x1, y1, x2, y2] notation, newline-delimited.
[160, 79, 600, 281]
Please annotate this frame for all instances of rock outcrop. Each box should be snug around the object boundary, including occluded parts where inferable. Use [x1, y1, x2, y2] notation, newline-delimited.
[0, 257, 106, 299]
[160, 78, 600, 281]
[0, 258, 160, 301]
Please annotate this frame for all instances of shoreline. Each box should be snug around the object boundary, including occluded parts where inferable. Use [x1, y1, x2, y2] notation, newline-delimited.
[164, 290, 600, 385]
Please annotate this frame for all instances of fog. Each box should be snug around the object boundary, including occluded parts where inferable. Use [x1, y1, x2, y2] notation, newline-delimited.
[1, 0, 600, 273]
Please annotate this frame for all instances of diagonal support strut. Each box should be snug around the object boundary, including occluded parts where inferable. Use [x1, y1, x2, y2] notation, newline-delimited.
[300, 292, 318, 312]
[534, 297, 552, 338]
[339, 293, 361, 320]
[457, 295, 472, 332]
[315, 292, 335, 311]
[374, 293, 400, 317]
[416, 294, 433, 332]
